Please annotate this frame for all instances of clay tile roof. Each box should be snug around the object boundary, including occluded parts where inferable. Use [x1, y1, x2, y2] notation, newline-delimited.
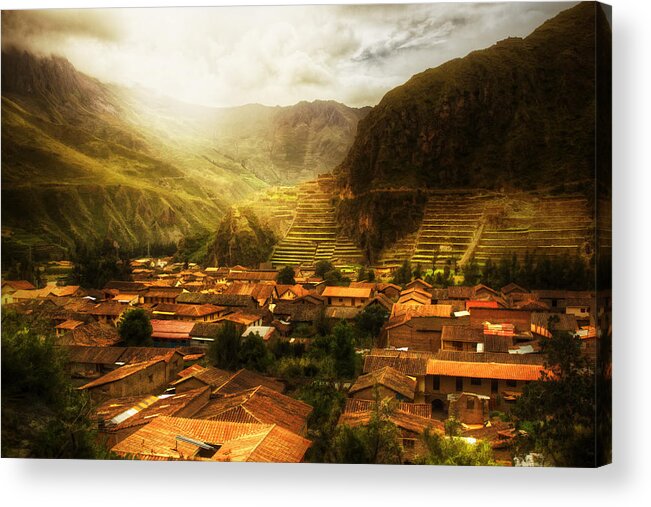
[271, 302, 321, 322]
[361, 293, 394, 312]
[172, 366, 232, 388]
[64, 345, 127, 365]
[338, 408, 443, 435]
[190, 321, 227, 338]
[447, 286, 475, 299]
[466, 300, 500, 310]
[111, 416, 273, 460]
[213, 369, 285, 396]
[154, 303, 225, 317]
[55, 319, 85, 330]
[501, 283, 529, 295]
[392, 303, 452, 318]
[2, 280, 36, 291]
[212, 424, 311, 463]
[397, 289, 432, 306]
[363, 349, 432, 376]
[57, 321, 121, 347]
[192, 385, 312, 434]
[426, 359, 545, 381]
[441, 325, 484, 342]
[150, 319, 195, 340]
[349, 366, 417, 400]
[343, 398, 432, 419]
[406, 278, 433, 290]
[87, 301, 126, 317]
[111, 387, 211, 430]
[79, 356, 169, 390]
[321, 286, 372, 299]
[177, 364, 207, 379]
[531, 312, 578, 333]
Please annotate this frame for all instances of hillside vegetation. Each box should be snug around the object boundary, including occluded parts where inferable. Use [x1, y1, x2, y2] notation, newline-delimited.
[1, 49, 367, 262]
[334, 2, 611, 257]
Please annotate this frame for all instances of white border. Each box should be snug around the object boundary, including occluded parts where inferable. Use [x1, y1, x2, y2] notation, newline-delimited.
[1, 0, 650, 505]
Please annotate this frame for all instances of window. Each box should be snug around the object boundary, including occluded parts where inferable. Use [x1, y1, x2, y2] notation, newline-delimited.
[402, 439, 415, 450]
[466, 398, 475, 410]
[456, 377, 463, 391]
[506, 379, 517, 388]
[470, 377, 482, 386]
[432, 375, 440, 390]
[148, 374, 154, 383]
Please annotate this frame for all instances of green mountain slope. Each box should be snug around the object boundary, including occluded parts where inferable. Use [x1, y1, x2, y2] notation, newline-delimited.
[334, 2, 611, 257]
[1, 50, 367, 261]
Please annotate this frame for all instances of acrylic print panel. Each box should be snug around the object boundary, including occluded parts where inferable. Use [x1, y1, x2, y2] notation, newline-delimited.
[0, 1, 611, 467]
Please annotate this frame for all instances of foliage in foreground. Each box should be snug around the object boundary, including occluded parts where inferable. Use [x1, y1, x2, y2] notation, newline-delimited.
[117, 308, 153, 346]
[512, 330, 596, 467]
[1, 312, 113, 459]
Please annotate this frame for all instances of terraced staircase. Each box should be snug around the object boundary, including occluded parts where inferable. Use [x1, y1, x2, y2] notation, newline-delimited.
[270, 176, 363, 268]
[472, 195, 594, 266]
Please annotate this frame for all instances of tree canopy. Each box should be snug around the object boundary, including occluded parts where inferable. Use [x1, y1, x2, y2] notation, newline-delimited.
[512, 330, 596, 467]
[277, 266, 296, 285]
[1, 312, 113, 459]
[208, 321, 272, 373]
[117, 308, 153, 346]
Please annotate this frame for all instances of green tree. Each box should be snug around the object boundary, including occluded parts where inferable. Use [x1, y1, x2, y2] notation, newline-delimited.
[238, 332, 273, 373]
[355, 305, 389, 347]
[310, 321, 358, 379]
[331, 397, 403, 464]
[208, 321, 242, 371]
[414, 428, 496, 466]
[1, 312, 113, 459]
[69, 240, 131, 289]
[296, 380, 346, 463]
[315, 260, 335, 279]
[463, 256, 482, 285]
[277, 266, 296, 285]
[391, 259, 412, 286]
[412, 262, 423, 280]
[117, 308, 153, 346]
[512, 330, 596, 467]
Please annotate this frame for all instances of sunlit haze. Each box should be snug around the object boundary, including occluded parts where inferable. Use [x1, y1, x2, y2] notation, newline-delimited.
[2, 2, 574, 108]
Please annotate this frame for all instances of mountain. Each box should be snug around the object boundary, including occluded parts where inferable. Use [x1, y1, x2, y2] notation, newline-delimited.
[1, 49, 367, 261]
[334, 2, 611, 257]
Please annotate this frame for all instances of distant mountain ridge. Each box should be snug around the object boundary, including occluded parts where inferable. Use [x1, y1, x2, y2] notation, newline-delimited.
[1, 49, 367, 261]
[334, 2, 611, 258]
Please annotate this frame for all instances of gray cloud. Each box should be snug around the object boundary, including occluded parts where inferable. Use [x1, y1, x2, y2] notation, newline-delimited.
[0, 3, 576, 108]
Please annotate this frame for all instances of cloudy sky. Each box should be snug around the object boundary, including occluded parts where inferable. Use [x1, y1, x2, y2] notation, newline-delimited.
[2, 1, 576, 108]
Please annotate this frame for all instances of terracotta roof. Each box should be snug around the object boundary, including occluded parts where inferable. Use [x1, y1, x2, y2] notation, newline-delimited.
[392, 303, 452, 318]
[447, 286, 476, 299]
[396, 289, 432, 306]
[501, 283, 529, 295]
[271, 302, 321, 322]
[361, 294, 394, 313]
[190, 321, 228, 338]
[2, 280, 36, 291]
[117, 348, 183, 365]
[55, 319, 85, 330]
[177, 364, 207, 379]
[93, 395, 153, 423]
[406, 278, 433, 290]
[64, 345, 126, 365]
[433, 350, 545, 365]
[363, 349, 432, 376]
[321, 286, 372, 299]
[79, 354, 173, 390]
[86, 301, 126, 317]
[143, 287, 184, 299]
[57, 321, 121, 347]
[441, 325, 484, 343]
[349, 282, 378, 289]
[111, 416, 273, 460]
[242, 326, 276, 341]
[325, 306, 360, 320]
[426, 359, 545, 381]
[177, 292, 257, 307]
[213, 369, 285, 396]
[338, 408, 443, 435]
[151, 319, 195, 340]
[172, 366, 232, 389]
[531, 312, 578, 334]
[192, 385, 312, 434]
[513, 299, 550, 311]
[109, 387, 210, 430]
[466, 300, 499, 310]
[213, 424, 311, 463]
[343, 398, 432, 419]
[349, 366, 416, 400]
[225, 282, 277, 301]
[220, 312, 262, 326]
[153, 303, 226, 318]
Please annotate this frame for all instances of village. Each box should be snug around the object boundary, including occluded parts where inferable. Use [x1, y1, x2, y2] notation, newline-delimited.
[0, 255, 608, 465]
